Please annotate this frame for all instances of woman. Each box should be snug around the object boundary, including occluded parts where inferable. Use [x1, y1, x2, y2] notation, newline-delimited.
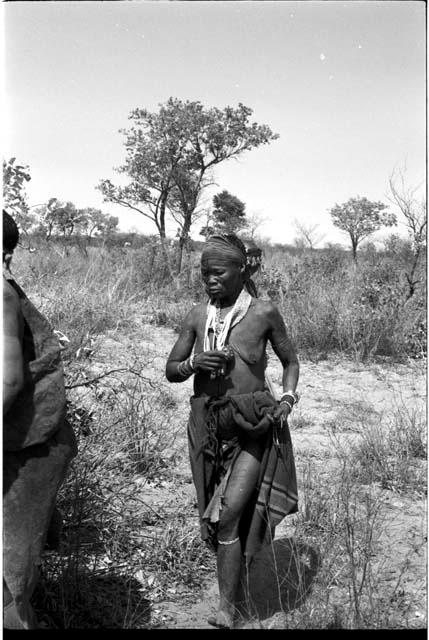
[166, 233, 299, 628]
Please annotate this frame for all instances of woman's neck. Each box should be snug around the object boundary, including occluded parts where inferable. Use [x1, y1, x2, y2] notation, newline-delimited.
[217, 286, 243, 309]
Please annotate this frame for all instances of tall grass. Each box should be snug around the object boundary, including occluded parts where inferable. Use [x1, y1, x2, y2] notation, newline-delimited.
[13, 238, 426, 362]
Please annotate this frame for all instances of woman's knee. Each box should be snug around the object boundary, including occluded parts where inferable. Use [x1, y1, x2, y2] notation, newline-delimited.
[217, 515, 239, 542]
[217, 500, 241, 539]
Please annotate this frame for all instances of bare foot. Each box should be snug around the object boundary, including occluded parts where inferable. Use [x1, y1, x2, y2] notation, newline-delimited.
[207, 610, 234, 629]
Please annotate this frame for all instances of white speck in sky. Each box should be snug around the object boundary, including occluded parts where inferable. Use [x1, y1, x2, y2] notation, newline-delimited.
[329, 75, 334, 81]
[290, 13, 294, 18]
[320, 53, 326, 61]
[358, 44, 362, 49]
[235, 84, 240, 88]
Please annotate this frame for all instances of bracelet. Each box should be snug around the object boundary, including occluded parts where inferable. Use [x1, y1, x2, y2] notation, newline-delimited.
[280, 390, 299, 406]
[280, 400, 293, 411]
[177, 357, 194, 378]
[189, 353, 197, 371]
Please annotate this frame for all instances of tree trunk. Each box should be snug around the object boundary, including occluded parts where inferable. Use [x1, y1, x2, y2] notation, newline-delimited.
[176, 215, 192, 274]
[405, 247, 421, 301]
[159, 235, 173, 280]
[351, 239, 358, 262]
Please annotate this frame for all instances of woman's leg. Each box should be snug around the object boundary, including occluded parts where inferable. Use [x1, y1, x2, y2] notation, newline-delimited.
[210, 438, 263, 628]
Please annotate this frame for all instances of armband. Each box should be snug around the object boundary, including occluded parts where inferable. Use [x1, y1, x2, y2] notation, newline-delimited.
[280, 390, 299, 407]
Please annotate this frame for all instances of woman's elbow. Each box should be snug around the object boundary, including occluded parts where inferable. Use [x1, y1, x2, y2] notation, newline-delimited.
[165, 362, 176, 382]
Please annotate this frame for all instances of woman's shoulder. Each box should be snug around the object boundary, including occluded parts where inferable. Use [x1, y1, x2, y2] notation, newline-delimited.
[185, 301, 208, 326]
[249, 296, 280, 317]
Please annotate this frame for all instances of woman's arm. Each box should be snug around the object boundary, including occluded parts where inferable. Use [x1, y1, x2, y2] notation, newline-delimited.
[165, 309, 198, 383]
[266, 301, 300, 418]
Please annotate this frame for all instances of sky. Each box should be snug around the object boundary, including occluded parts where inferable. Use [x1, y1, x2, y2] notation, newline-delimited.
[3, 0, 426, 246]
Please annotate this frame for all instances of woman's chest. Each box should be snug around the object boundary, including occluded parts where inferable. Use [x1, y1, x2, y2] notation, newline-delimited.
[195, 309, 268, 365]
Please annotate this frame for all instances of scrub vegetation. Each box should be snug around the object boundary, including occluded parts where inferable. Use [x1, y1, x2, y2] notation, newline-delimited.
[11, 236, 425, 630]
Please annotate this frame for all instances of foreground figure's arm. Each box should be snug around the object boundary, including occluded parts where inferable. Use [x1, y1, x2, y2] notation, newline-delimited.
[3, 283, 24, 414]
[266, 302, 300, 420]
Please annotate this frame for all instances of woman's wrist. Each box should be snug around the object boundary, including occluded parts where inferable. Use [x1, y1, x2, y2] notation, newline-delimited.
[176, 356, 195, 379]
[279, 390, 299, 409]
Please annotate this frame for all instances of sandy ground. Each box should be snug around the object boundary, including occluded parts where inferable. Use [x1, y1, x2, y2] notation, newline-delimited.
[76, 318, 426, 629]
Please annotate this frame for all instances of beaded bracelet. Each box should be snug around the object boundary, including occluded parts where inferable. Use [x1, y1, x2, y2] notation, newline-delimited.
[177, 356, 195, 378]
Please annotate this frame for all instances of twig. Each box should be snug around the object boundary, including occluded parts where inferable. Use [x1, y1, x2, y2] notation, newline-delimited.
[65, 367, 154, 389]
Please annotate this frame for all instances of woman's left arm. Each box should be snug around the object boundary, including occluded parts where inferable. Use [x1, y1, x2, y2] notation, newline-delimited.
[266, 301, 299, 420]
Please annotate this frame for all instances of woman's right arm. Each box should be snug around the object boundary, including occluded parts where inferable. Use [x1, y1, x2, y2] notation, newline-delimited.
[165, 306, 230, 383]
[165, 309, 198, 383]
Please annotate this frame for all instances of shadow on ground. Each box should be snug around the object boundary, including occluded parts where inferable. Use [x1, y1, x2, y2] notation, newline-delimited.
[235, 537, 320, 622]
[33, 571, 151, 628]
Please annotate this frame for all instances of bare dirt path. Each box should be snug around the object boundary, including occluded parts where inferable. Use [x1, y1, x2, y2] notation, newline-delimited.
[76, 318, 426, 629]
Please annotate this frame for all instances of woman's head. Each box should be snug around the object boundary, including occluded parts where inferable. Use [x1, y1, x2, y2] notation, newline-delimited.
[200, 233, 261, 302]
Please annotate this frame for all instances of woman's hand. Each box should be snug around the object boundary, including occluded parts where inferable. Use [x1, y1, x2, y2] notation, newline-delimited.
[271, 402, 292, 423]
[193, 350, 229, 374]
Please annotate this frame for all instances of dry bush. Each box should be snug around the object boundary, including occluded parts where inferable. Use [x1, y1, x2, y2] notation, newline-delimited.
[348, 406, 427, 495]
[278, 449, 425, 630]
[32, 371, 212, 629]
[258, 249, 426, 361]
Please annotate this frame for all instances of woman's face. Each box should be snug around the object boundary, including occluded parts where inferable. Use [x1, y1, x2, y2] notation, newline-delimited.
[201, 256, 244, 302]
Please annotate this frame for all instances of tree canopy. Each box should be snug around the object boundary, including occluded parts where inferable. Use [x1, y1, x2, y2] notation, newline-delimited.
[329, 196, 396, 261]
[201, 190, 247, 236]
[98, 97, 279, 271]
[3, 157, 33, 231]
[33, 199, 118, 243]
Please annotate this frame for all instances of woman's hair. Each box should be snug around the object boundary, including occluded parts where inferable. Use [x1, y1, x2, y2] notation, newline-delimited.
[3, 210, 20, 253]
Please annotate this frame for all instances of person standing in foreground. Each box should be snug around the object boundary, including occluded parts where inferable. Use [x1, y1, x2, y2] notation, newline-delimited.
[3, 210, 77, 629]
[165, 233, 299, 629]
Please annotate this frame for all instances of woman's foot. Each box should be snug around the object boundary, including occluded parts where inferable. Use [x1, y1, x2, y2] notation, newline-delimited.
[207, 610, 234, 629]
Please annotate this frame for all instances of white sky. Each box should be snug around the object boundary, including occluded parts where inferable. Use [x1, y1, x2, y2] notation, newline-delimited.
[3, 0, 426, 246]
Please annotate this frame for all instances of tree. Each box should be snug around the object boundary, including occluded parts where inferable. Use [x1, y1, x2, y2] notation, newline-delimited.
[3, 157, 32, 230]
[98, 98, 279, 272]
[329, 196, 396, 261]
[387, 165, 427, 300]
[201, 190, 247, 236]
[239, 211, 268, 243]
[34, 199, 85, 240]
[293, 219, 325, 250]
[78, 208, 119, 242]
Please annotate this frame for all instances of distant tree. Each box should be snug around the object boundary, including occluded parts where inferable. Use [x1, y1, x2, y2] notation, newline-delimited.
[33, 198, 59, 239]
[78, 208, 119, 243]
[50, 202, 84, 239]
[99, 98, 279, 273]
[329, 196, 396, 261]
[3, 157, 32, 231]
[201, 190, 247, 236]
[34, 199, 85, 240]
[213, 190, 246, 233]
[239, 211, 268, 243]
[388, 165, 427, 300]
[293, 219, 325, 250]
